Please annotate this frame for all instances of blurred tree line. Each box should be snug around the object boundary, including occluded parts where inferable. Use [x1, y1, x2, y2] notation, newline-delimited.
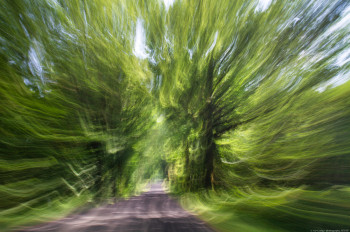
[0, 0, 350, 230]
[0, 0, 154, 228]
[145, 0, 350, 192]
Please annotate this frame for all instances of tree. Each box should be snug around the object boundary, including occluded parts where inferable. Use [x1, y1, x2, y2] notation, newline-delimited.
[143, 0, 350, 190]
[0, 0, 153, 228]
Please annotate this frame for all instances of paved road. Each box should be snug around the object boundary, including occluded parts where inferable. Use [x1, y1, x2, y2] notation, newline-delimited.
[18, 182, 215, 232]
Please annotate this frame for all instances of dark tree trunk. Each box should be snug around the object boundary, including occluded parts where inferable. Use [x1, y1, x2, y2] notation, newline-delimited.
[203, 56, 216, 189]
[204, 132, 216, 189]
[184, 142, 191, 191]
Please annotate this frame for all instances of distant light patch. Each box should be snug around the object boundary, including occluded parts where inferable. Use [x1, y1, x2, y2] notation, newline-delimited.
[256, 0, 272, 12]
[326, 5, 350, 35]
[335, 47, 350, 67]
[133, 18, 149, 59]
[205, 31, 218, 57]
[163, 0, 175, 11]
[316, 71, 350, 93]
[23, 77, 32, 86]
[187, 48, 193, 59]
[325, 6, 350, 67]
[28, 44, 44, 82]
[156, 115, 164, 123]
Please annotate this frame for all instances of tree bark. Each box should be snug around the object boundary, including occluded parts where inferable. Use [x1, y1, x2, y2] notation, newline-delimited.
[204, 131, 216, 189]
[203, 56, 216, 189]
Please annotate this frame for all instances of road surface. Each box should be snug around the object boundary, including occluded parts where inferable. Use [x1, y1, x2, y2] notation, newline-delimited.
[17, 182, 215, 232]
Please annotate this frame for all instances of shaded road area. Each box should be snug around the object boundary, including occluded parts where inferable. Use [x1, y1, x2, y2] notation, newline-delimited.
[18, 182, 215, 232]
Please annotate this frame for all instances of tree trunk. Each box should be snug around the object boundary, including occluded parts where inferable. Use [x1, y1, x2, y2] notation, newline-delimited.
[203, 127, 216, 189]
[203, 56, 216, 189]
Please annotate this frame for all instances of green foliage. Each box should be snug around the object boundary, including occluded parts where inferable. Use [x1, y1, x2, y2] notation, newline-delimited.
[142, 0, 350, 230]
[1, 0, 350, 231]
[0, 0, 153, 229]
